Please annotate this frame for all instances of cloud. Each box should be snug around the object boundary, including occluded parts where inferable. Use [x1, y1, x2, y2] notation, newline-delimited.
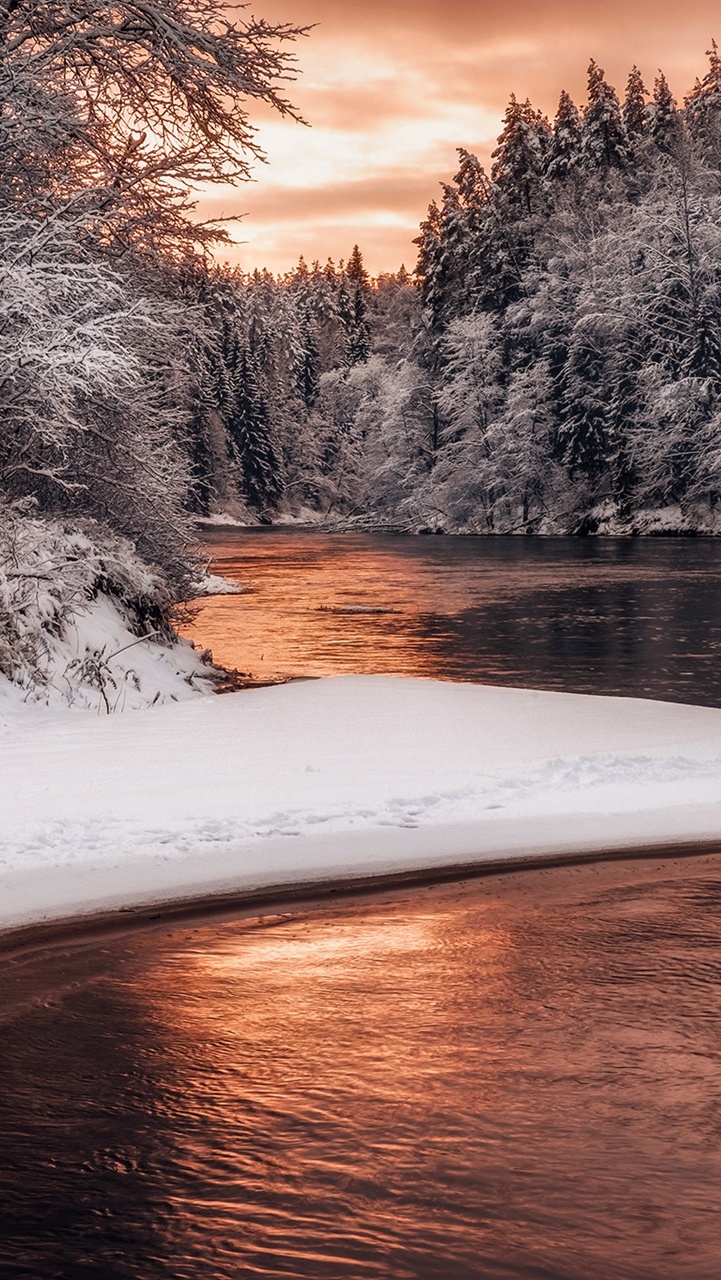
[207, 1, 721, 273]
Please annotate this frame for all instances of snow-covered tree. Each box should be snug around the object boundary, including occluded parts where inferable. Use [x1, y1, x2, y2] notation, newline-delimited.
[342, 245, 372, 366]
[623, 67, 649, 142]
[226, 346, 283, 512]
[492, 96, 550, 217]
[546, 91, 583, 182]
[685, 42, 721, 156]
[0, 0, 307, 607]
[582, 61, 629, 170]
[651, 72, 681, 151]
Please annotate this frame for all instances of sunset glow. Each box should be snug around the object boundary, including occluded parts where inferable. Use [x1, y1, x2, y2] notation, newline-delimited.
[200, 0, 721, 274]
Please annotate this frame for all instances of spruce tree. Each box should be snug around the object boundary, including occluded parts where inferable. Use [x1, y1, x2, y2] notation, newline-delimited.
[227, 347, 283, 510]
[342, 244, 372, 366]
[296, 306, 320, 409]
[581, 61, 629, 169]
[438, 181, 483, 316]
[685, 42, 721, 154]
[545, 90, 583, 181]
[414, 199, 445, 328]
[623, 66, 648, 141]
[651, 72, 680, 149]
[557, 337, 613, 486]
[491, 95, 551, 216]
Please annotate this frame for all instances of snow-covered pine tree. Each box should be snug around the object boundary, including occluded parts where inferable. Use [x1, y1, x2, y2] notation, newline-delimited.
[491, 95, 551, 217]
[557, 332, 613, 490]
[685, 42, 721, 157]
[414, 199, 446, 330]
[623, 67, 649, 142]
[650, 72, 681, 150]
[227, 347, 283, 513]
[581, 61, 630, 169]
[370, 267, 421, 360]
[545, 90, 583, 182]
[342, 245, 372, 366]
[296, 305, 321, 409]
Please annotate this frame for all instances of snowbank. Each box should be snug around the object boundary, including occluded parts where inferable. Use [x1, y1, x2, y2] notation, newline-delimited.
[0, 510, 217, 712]
[194, 512, 250, 528]
[189, 571, 246, 597]
[3, 676, 721, 936]
[0, 592, 217, 713]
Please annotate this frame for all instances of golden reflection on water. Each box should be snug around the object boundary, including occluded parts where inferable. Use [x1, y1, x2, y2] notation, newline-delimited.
[179, 530, 721, 705]
[4, 864, 721, 1277]
[143, 907, 513, 1094]
[181, 532, 473, 680]
[93, 871, 721, 1278]
[118, 898, 524, 1276]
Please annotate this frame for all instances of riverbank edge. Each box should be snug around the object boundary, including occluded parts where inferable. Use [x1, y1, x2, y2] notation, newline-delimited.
[197, 514, 721, 538]
[3, 836, 720, 959]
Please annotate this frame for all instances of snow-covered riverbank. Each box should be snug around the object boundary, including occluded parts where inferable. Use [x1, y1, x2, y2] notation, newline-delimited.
[3, 675, 721, 936]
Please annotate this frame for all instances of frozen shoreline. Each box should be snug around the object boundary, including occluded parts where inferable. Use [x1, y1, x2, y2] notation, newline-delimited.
[3, 675, 721, 938]
[3, 840, 720, 955]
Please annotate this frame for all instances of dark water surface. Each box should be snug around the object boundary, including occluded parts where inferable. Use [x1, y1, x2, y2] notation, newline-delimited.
[3, 857, 721, 1279]
[184, 531, 721, 705]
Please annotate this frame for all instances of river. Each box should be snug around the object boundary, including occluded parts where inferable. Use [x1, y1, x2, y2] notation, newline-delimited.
[3, 532, 721, 1279]
[182, 530, 721, 704]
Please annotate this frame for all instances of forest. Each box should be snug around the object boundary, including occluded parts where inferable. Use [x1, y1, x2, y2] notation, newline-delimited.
[5, 8, 721, 694]
[201, 47, 721, 537]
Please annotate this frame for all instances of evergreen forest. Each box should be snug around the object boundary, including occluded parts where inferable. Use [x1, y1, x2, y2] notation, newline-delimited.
[196, 47, 721, 536]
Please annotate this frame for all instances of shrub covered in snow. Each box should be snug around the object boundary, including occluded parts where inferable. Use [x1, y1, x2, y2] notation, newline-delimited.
[0, 504, 216, 711]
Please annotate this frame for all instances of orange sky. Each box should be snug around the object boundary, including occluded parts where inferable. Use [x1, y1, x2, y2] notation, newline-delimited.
[198, 1, 721, 276]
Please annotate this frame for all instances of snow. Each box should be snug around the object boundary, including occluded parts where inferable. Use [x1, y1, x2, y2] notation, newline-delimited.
[0, 592, 216, 713]
[194, 513, 249, 528]
[190, 571, 246, 597]
[0, 512, 218, 712]
[273, 507, 327, 526]
[3, 675, 721, 937]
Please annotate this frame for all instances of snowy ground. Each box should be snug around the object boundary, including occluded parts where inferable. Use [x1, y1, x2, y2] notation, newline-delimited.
[0, 592, 216, 714]
[189, 571, 246, 597]
[3, 675, 721, 936]
[0, 512, 219, 713]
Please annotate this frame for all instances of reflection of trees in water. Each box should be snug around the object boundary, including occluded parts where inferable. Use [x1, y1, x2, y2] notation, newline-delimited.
[425, 575, 721, 704]
[184, 532, 721, 703]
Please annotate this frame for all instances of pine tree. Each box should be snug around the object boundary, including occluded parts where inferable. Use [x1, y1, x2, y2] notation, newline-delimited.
[296, 306, 320, 408]
[581, 61, 629, 169]
[557, 336, 613, 487]
[342, 244, 371, 366]
[491, 96, 551, 216]
[685, 42, 721, 154]
[438, 181, 483, 316]
[623, 66, 648, 141]
[227, 347, 283, 510]
[545, 90, 583, 181]
[650, 72, 680, 149]
[454, 148, 490, 210]
[414, 198, 444, 327]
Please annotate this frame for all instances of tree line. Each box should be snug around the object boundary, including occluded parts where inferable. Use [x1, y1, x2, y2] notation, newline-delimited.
[202, 47, 721, 534]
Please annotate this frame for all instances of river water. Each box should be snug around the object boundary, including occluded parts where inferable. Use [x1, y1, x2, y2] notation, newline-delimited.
[3, 857, 721, 1279]
[183, 530, 721, 704]
[4, 533, 721, 1279]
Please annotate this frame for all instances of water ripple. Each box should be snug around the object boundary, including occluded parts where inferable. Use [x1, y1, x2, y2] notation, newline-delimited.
[2, 860, 721, 1277]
